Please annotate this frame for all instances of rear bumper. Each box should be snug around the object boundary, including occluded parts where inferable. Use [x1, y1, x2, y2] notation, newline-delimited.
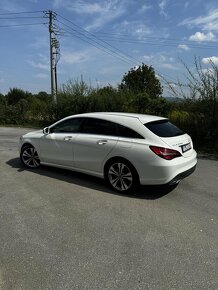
[168, 164, 196, 185]
[138, 150, 197, 185]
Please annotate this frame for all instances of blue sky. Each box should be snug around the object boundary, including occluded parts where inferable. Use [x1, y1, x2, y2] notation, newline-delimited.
[0, 0, 218, 95]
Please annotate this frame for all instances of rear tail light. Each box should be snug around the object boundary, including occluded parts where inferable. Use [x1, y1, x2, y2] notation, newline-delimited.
[149, 146, 182, 160]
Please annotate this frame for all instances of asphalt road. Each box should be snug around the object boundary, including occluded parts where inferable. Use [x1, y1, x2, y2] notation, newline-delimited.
[0, 127, 218, 290]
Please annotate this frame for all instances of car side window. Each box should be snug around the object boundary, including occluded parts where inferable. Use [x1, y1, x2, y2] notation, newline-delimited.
[116, 123, 144, 139]
[81, 118, 118, 136]
[51, 118, 83, 133]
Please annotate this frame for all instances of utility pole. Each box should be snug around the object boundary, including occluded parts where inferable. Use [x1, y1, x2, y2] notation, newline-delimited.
[45, 10, 60, 104]
[49, 11, 55, 103]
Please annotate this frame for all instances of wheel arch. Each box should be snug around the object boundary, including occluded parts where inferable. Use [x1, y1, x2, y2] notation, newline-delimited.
[21, 142, 34, 152]
[20, 142, 40, 157]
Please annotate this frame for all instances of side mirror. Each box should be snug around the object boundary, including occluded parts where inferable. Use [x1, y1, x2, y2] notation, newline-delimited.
[43, 127, 50, 135]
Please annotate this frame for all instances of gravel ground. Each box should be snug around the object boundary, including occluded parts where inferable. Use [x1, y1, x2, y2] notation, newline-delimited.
[0, 127, 217, 290]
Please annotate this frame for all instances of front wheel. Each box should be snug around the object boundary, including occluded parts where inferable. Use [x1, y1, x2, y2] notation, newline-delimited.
[106, 160, 139, 193]
[20, 145, 40, 168]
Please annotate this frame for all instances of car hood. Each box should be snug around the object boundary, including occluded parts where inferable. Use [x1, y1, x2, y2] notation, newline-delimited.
[23, 129, 43, 138]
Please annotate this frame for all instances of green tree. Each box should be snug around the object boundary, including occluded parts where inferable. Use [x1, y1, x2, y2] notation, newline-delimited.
[6, 88, 32, 106]
[36, 91, 51, 103]
[0, 94, 6, 124]
[89, 86, 124, 112]
[120, 63, 163, 98]
[60, 76, 93, 97]
[0, 93, 6, 106]
[166, 57, 218, 147]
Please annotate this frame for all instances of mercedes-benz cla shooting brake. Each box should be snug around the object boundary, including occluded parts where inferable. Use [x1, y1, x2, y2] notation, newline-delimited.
[19, 112, 197, 193]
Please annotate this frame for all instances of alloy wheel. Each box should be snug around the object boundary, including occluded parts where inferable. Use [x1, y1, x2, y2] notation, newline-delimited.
[108, 162, 133, 192]
[21, 146, 40, 168]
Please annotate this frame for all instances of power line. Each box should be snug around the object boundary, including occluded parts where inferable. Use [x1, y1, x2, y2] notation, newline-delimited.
[94, 32, 218, 44]
[58, 23, 136, 66]
[59, 24, 133, 65]
[94, 37, 218, 50]
[0, 23, 48, 28]
[58, 21, 134, 66]
[0, 16, 45, 19]
[0, 10, 181, 87]
[59, 27, 179, 85]
[56, 15, 180, 84]
[0, 9, 181, 90]
[0, 11, 44, 15]
[57, 14, 140, 66]
[127, 40, 216, 50]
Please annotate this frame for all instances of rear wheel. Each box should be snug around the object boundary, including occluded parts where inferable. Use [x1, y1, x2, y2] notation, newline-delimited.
[106, 160, 139, 193]
[20, 145, 40, 168]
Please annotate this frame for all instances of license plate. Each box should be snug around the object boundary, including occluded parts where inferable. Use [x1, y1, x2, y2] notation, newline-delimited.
[181, 143, 191, 153]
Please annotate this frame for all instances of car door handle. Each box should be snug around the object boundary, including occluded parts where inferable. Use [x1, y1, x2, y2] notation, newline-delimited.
[97, 140, 108, 145]
[64, 136, 72, 141]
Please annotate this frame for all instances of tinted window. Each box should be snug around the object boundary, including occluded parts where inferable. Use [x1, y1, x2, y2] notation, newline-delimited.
[145, 120, 184, 137]
[81, 118, 118, 136]
[116, 123, 144, 139]
[51, 118, 83, 133]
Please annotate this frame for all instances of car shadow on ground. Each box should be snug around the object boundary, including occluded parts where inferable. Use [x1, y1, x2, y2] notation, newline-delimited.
[6, 158, 178, 200]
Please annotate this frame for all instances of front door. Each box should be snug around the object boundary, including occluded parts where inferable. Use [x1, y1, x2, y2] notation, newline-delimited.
[40, 117, 83, 167]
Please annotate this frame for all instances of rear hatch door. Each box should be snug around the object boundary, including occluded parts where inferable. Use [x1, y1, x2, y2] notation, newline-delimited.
[160, 134, 193, 157]
[145, 119, 193, 157]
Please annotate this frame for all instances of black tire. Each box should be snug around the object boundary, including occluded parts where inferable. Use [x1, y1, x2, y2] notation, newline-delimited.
[20, 144, 40, 168]
[105, 159, 139, 193]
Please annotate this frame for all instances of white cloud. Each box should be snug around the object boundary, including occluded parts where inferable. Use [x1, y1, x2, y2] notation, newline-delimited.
[159, 0, 168, 17]
[184, 1, 189, 9]
[27, 54, 49, 71]
[85, 1, 126, 31]
[138, 4, 152, 13]
[30, 36, 48, 49]
[54, 0, 124, 14]
[201, 68, 214, 75]
[160, 63, 179, 70]
[180, 9, 218, 31]
[35, 73, 48, 79]
[189, 31, 217, 42]
[178, 44, 190, 51]
[38, 54, 49, 63]
[202, 56, 218, 65]
[132, 49, 140, 54]
[53, 0, 63, 8]
[61, 51, 89, 64]
[53, 0, 127, 31]
[27, 60, 49, 71]
[0, 0, 25, 12]
[69, 2, 110, 14]
[143, 55, 153, 62]
[135, 24, 151, 39]
[143, 53, 179, 70]
[168, 82, 178, 88]
[114, 20, 151, 39]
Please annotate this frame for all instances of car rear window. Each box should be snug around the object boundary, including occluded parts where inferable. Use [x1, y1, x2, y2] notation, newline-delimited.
[80, 118, 144, 139]
[116, 123, 144, 139]
[145, 120, 184, 137]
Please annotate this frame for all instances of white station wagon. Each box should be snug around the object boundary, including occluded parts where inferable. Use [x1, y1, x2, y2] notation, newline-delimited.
[19, 112, 197, 193]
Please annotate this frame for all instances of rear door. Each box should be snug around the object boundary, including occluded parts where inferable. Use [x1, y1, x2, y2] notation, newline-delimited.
[74, 118, 118, 173]
[145, 120, 193, 157]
